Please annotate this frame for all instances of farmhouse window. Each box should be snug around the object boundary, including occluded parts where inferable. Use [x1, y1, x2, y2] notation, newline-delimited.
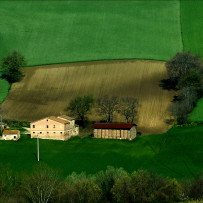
[60, 132, 62, 134]
[14, 136, 16, 139]
[47, 132, 49, 134]
[33, 125, 35, 128]
[53, 125, 55, 128]
[40, 132, 42, 134]
[33, 132, 35, 134]
[46, 119, 48, 121]
[46, 125, 49, 128]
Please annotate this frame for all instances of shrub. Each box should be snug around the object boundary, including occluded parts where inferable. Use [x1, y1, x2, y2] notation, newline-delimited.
[166, 52, 203, 86]
[57, 172, 102, 203]
[1, 51, 26, 83]
[95, 166, 128, 202]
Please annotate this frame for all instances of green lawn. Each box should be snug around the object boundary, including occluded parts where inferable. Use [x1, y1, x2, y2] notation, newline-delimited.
[189, 98, 203, 122]
[0, 1, 182, 67]
[180, 1, 203, 121]
[0, 126, 202, 180]
[181, 0, 203, 58]
[0, 78, 10, 103]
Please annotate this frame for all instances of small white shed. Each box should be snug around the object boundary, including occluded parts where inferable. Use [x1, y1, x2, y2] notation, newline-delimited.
[1, 130, 20, 141]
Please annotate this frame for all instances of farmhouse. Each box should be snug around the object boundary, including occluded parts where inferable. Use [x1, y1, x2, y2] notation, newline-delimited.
[30, 115, 79, 140]
[92, 123, 137, 140]
[1, 130, 20, 141]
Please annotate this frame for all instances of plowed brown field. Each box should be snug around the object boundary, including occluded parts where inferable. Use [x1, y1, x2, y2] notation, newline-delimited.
[2, 60, 175, 134]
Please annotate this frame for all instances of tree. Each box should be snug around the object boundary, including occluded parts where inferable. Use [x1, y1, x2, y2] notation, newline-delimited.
[177, 69, 202, 89]
[166, 52, 203, 86]
[96, 95, 119, 122]
[22, 164, 60, 203]
[119, 97, 139, 123]
[59, 173, 102, 203]
[96, 166, 128, 202]
[66, 95, 94, 125]
[169, 87, 198, 124]
[1, 51, 26, 83]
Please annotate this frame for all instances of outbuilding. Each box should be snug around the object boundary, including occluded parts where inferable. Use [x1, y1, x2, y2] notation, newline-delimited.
[1, 130, 20, 141]
[92, 123, 137, 140]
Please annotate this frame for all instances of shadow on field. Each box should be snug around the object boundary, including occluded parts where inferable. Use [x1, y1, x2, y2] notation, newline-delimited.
[159, 79, 178, 91]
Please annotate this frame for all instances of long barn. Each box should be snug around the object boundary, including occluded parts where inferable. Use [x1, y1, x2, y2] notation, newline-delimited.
[92, 123, 137, 140]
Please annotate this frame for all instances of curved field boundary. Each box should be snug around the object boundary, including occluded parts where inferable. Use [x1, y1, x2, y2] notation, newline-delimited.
[2, 59, 175, 135]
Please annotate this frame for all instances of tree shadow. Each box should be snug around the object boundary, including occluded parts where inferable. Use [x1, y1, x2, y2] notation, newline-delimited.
[33, 152, 37, 161]
[159, 79, 178, 91]
[165, 119, 174, 125]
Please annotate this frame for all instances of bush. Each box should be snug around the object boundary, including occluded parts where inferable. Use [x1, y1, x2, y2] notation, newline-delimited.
[169, 87, 198, 124]
[1, 51, 26, 83]
[189, 173, 203, 200]
[166, 52, 203, 86]
[95, 166, 128, 202]
[57, 172, 102, 203]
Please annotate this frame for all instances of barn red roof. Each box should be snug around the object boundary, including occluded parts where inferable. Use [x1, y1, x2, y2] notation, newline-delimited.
[92, 123, 136, 130]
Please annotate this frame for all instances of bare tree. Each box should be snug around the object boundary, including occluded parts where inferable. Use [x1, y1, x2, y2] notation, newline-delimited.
[97, 96, 119, 123]
[23, 164, 60, 203]
[119, 97, 139, 123]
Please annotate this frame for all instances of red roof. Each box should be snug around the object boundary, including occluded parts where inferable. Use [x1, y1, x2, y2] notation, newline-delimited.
[2, 130, 19, 135]
[92, 123, 136, 130]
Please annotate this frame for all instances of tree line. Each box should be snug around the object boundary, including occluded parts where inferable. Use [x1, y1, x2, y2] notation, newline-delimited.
[164, 52, 203, 124]
[66, 95, 139, 126]
[0, 164, 202, 203]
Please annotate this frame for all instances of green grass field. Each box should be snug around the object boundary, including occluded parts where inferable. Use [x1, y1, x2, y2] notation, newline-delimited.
[0, 1, 182, 66]
[0, 126, 202, 180]
[0, 78, 10, 103]
[181, 1, 203, 121]
[189, 98, 203, 122]
[181, 1, 203, 58]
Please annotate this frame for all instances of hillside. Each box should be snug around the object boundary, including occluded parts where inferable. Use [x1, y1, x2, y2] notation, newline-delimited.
[0, 1, 182, 66]
[1, 60, 175, 134]
[0, 126, 202, 179]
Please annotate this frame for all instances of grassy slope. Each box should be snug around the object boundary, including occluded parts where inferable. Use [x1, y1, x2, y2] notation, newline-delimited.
[0, 1, 182, 66]
[0, 79, 10, 103]
[0, 1, 182, 104]
[0, 126, 202, 180]
[189, 98, 203, 122]
[181, 1, 203, 121]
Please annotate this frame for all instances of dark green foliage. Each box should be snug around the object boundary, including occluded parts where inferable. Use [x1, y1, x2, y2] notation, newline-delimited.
[67, 95, 94, 124]
[56, 173, 102, 203]
[0, 165, 202, 202]
[112, 170, 182, 203]
[188, 173, 203, 200]
[177, 69, 202, 89]
[166, 52, 203, 124]
[169, 87, 198, 124]
[95, 166, 128, 202]
[166, 52, 203, 86]
[1, 51, 26, 83]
